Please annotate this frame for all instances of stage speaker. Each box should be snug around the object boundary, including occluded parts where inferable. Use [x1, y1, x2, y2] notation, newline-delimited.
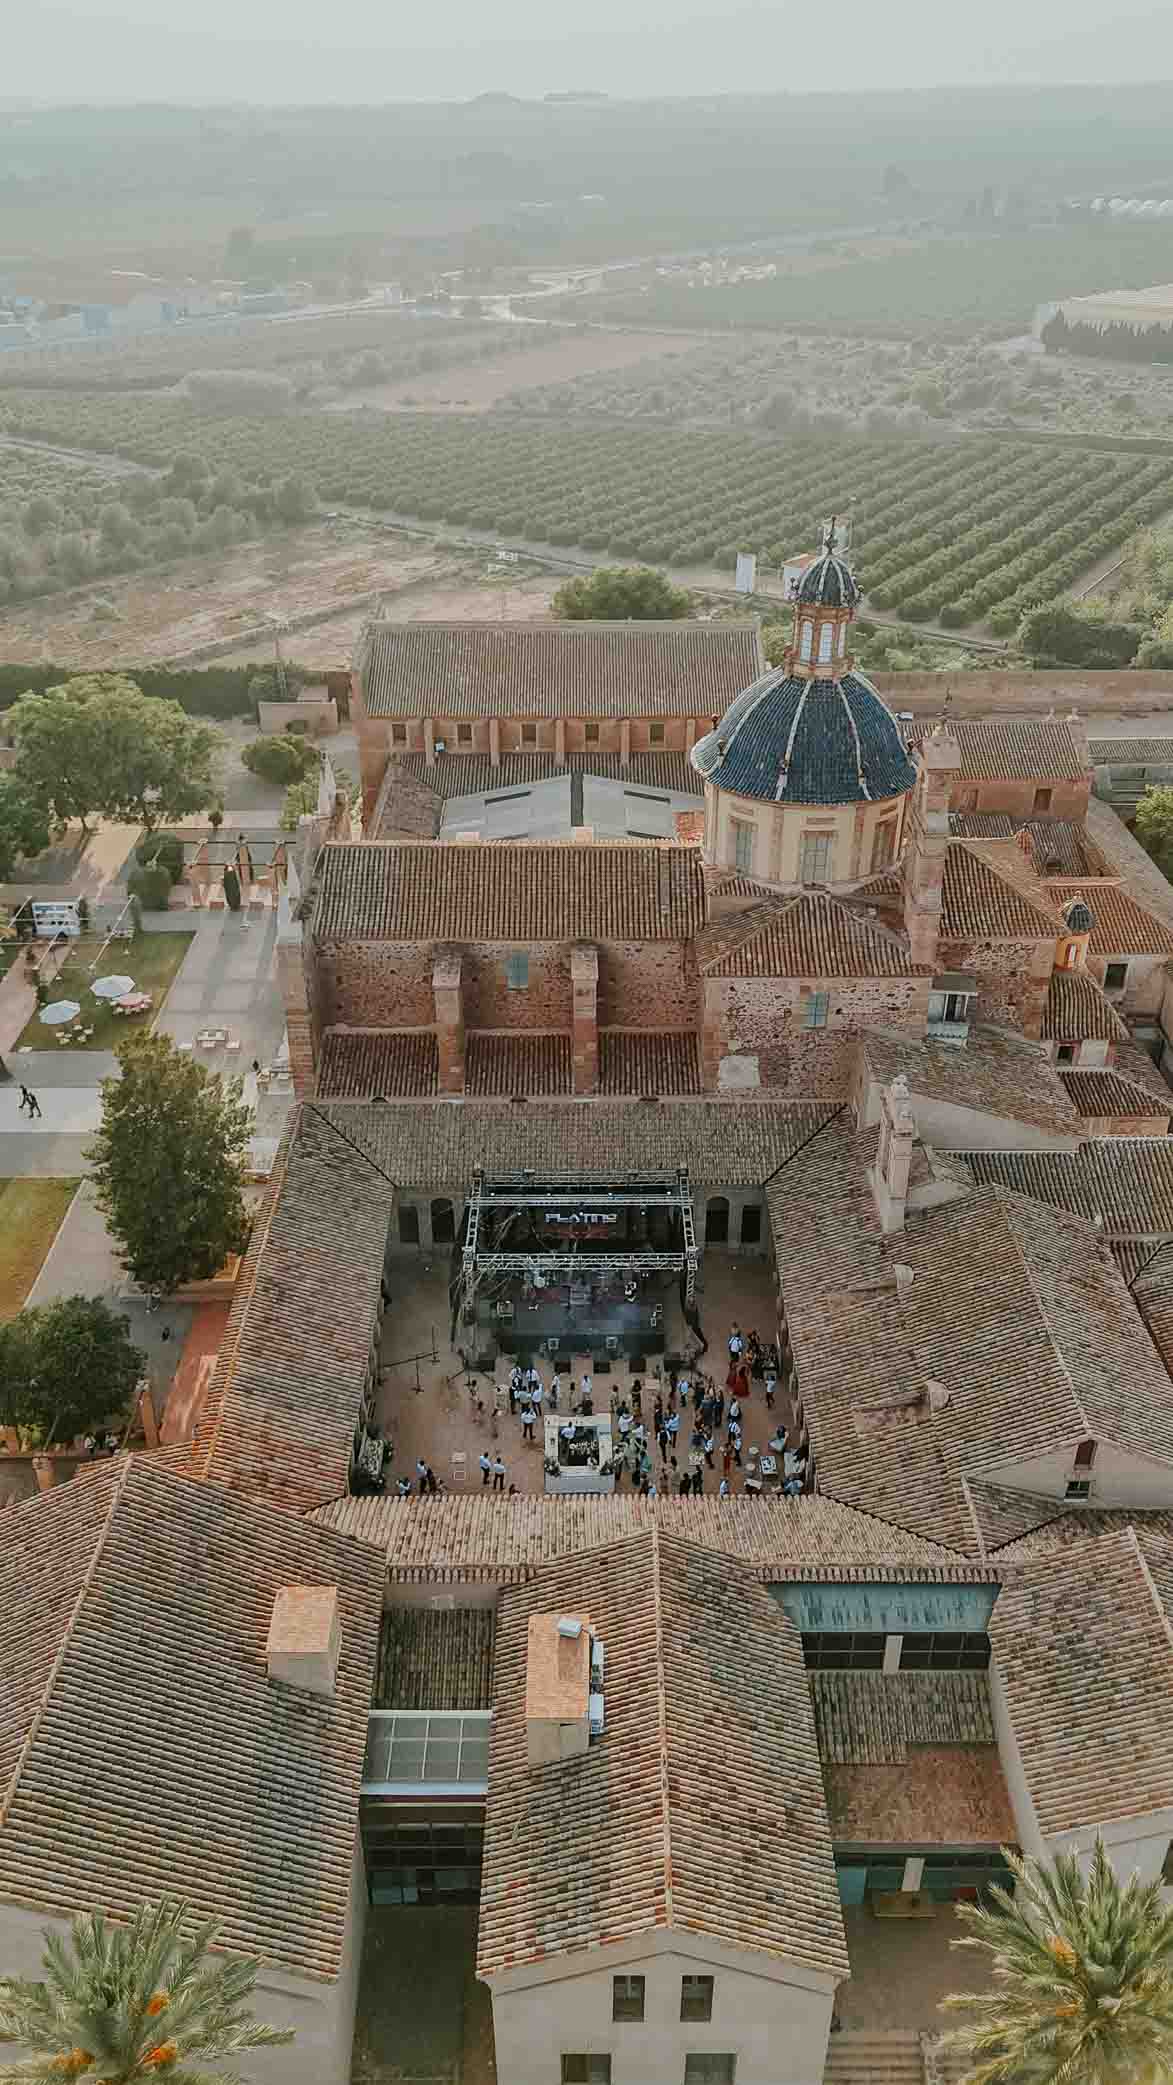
[604, 1336, 620, 1355]
[594, 1355, 612, 1375]
[545, 1337, 561, 1354]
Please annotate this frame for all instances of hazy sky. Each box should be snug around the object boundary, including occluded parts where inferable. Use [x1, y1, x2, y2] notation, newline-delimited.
[15, 0, 1173, 102]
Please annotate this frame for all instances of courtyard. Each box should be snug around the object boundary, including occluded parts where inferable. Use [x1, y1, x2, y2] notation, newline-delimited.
[374, 1249, 792, 1498]
[352, 1906, 495, 2085]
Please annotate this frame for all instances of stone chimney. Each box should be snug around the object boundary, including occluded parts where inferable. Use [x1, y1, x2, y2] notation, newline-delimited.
[571, 943, 599, 1095]
[266, 1585, 341, 1699]
[903, 721, 961, 971]
[433, 949, 466, 1095]
[869, 1073, 917, 1235]
[525, 1612, 591, 1767]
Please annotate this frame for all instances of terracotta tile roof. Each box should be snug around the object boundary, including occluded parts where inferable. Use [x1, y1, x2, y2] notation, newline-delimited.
[0, 1459, 384, 1979]
[697, 890, 922, 979]
[1042, 968, 1129, 1043]
[476, 1529, 847, 1981]
[859, 1026, 1079, 1141]
[822, 1749, 1017, 1847]
[598, 1029, 703, 1095]
[377, 750, 704, 810]
[311, 1096, 839, 1191]
[941, 840, 1065, 941]
[910, 717, 1087, 782]
[809, 1671, 995, 1765]
[989, 1508, 1173, 1563]
[990, 1527, 1173, 1835]
[1059, 1066, 1172, 1123]
[368, 760, 441, 841]
[769, 1123, 1173, 1552]
[317, 1028, 438, 1099]
[961, 1141, 1173, 1238]
[373, 1606, 497, 1711]
[310, 1492, 972, 1581]
[950, 813, 1092, 877]
[466, 1032, 572, 1096]
[357, 620, 762, 720]
[313, 842, 706, 942]
[187, 1107, 395, 1516]
[962, 1479, 1070, 1557]
[1089, 737, 1173, 764]
[1084, 797, 1173, 935]
[1046, 878, 1173, 957]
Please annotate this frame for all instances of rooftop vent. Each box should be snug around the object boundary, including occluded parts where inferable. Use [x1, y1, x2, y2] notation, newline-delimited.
[266, 1585, 341, 1699]
[927, 1380, 952, 1412]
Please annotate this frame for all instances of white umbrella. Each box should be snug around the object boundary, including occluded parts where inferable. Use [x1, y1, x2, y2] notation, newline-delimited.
[39, 999, 81, 1025]
[92, 974, 135, 1000]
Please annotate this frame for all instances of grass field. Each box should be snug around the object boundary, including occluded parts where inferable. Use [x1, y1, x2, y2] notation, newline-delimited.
[16, 931, 195, 1053]
[0, 1178, 80, 1319]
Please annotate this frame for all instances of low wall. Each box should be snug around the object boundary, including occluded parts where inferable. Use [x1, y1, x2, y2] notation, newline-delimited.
[258, 693, 338, 736]
[872, 671, 1173, 716]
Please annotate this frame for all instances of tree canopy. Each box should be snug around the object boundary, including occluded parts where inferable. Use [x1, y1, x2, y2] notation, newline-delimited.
[1134, 785, 1173, 880]
[552, 564, 692, 621]
[0, 1295, 145, 1447]
[88, 1034, 252, 1296]
[0, 775, 50, 880]
[1017, 599, 1142, 670]
[0, 1894, 293, 2083]
[941, 1840, 1173, 2085]
[9, 674, 218, 833]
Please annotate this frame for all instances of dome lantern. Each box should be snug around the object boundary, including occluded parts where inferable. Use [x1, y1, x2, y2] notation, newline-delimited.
[788, 516, 861, 677]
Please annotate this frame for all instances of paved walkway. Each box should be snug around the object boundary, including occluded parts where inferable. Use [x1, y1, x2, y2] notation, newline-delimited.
[153, 907, 287, 1068]
[25, 1177, 194, 1406]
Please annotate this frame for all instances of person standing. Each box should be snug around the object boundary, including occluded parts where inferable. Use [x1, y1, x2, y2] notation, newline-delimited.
[415, 1458, 428, 1492]
[722, 1442, 733, 1481]
[702, 1431, 715, 1470]
[580, 1371, 593, 1414]
[666, 1410, 680, 1449]
[424, 1464, 439, 1494]
[479, 1450, 492, 1485]
[521, 1397, 536, 1444]
[548, 1370, 560, 1412]
[764, 1368, 777, 1411]
[728, 1323, 743, 1363]
[719, 1477, 731, 1499]
[492, 1455, 506, 1491]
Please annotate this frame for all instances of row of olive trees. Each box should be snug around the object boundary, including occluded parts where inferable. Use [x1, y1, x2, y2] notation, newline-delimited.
[2, 1843, 1172, 2082]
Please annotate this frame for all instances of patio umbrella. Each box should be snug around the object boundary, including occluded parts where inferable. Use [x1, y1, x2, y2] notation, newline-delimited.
[39, 999, 81, 1025]
[91, 974, 135, 1000]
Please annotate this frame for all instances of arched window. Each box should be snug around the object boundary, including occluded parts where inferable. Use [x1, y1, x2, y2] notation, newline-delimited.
[1065, 940, 1081, 969]
[837, 622, 848, 656]
[799, 620, 814, 662]
[817, 622, 834, 665]
[705, 1196, 729, 1245]
[430, 1197, 456, 1245]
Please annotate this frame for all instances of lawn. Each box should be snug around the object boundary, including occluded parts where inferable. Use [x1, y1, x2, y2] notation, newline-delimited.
[0, 1178, 80, 1319]
[15, 931, 195, 1053]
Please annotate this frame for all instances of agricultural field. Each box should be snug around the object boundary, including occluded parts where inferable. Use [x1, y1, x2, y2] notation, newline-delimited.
[594, 224, 1173, 343]
[2, 388, 1171, 633]
[325, 326, 701, 415]
[0, 440, 316, 606]
[508, 330, 1173, 442]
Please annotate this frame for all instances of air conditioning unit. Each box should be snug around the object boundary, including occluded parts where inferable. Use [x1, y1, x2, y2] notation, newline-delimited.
[589, 1690, 605, 1738]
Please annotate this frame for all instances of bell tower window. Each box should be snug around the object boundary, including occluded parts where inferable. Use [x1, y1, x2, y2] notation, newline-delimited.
[799, 621, 814, 662]
[817, 622, 834, 665]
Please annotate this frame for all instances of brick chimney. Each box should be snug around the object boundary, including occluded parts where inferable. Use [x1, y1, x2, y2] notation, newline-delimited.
[571, 943, 599, 1094]
[869, 1073, 917, 1235]
[433, 950, 466, 1094]
[903, 721, 961, 971]
[266, 1585, 341, 1698]
[525, 1612, 591, 1767]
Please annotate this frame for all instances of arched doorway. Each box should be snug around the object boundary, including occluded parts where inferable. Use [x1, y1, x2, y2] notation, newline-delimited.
[705, 1196, 729, 1246]
[430, 1198, 456, 1246]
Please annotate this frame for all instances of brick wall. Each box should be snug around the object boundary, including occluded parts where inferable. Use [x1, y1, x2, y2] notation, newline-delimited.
[463, 944, 573, 1030]
[598, 942, 701, 1029]
[318, 941, 436, 1028]
[276, 938, 316, 1099]
[712, 976, 930, 1096]
[939, 938, 1053, 1036]
[952, 777, 1091, 820]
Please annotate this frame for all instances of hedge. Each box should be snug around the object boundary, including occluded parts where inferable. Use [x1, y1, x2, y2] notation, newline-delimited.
[0, 662, 304, 720]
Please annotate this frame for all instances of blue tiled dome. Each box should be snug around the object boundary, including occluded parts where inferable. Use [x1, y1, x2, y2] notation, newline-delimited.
[795, 549, 861, 610]
[691, 667, 917, 806]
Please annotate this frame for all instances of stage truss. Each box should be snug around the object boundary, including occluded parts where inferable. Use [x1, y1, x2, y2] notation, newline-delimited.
[461, 1166, 699, 1314]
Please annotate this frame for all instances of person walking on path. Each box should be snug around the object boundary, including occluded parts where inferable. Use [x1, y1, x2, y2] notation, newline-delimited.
[479, 1451, 492, 1485]
[492, 1455, 506, 1491]
[24, 1090, 41, 1120]
[18, 1086, 33, 1114]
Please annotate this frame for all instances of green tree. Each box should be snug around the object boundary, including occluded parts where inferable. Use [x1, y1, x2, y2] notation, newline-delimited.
[88, 1034, 251, 1296]
[240, 735, 316, 785]
[0, 776, 50, 881]
[552, 564, 692, 621]
[1135, 785, 1173, 878]
[10, 676, 217, 834]
[1017, 600, 1142, 669]
[279, 772, 320, 831]
[940, 1840, 1173, 2085]
[0, 1893, 293, 2083]
[0, 1296, 145, 1447]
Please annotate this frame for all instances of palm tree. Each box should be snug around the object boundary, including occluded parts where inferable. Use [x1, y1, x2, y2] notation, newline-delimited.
[0, 1896, 294, 2084]
[939, 1840, 1173, 2085]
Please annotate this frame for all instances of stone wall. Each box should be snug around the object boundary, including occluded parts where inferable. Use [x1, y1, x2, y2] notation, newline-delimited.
[463, 944, 573, 1030]
[953, 777, 1090, 820]
[1088, 951, 1166, 1019]
[938, 938, 1053, 1036]
[599, 941, 701, 1029]
[710, 975, 930, 1096]
[874, 671, 1173, 716]
[320, 941, 436, 1029]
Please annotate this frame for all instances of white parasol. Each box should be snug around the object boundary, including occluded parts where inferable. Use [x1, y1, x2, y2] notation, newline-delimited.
[91, 975, 136, 1000]
[39, 999, 82, 1025]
